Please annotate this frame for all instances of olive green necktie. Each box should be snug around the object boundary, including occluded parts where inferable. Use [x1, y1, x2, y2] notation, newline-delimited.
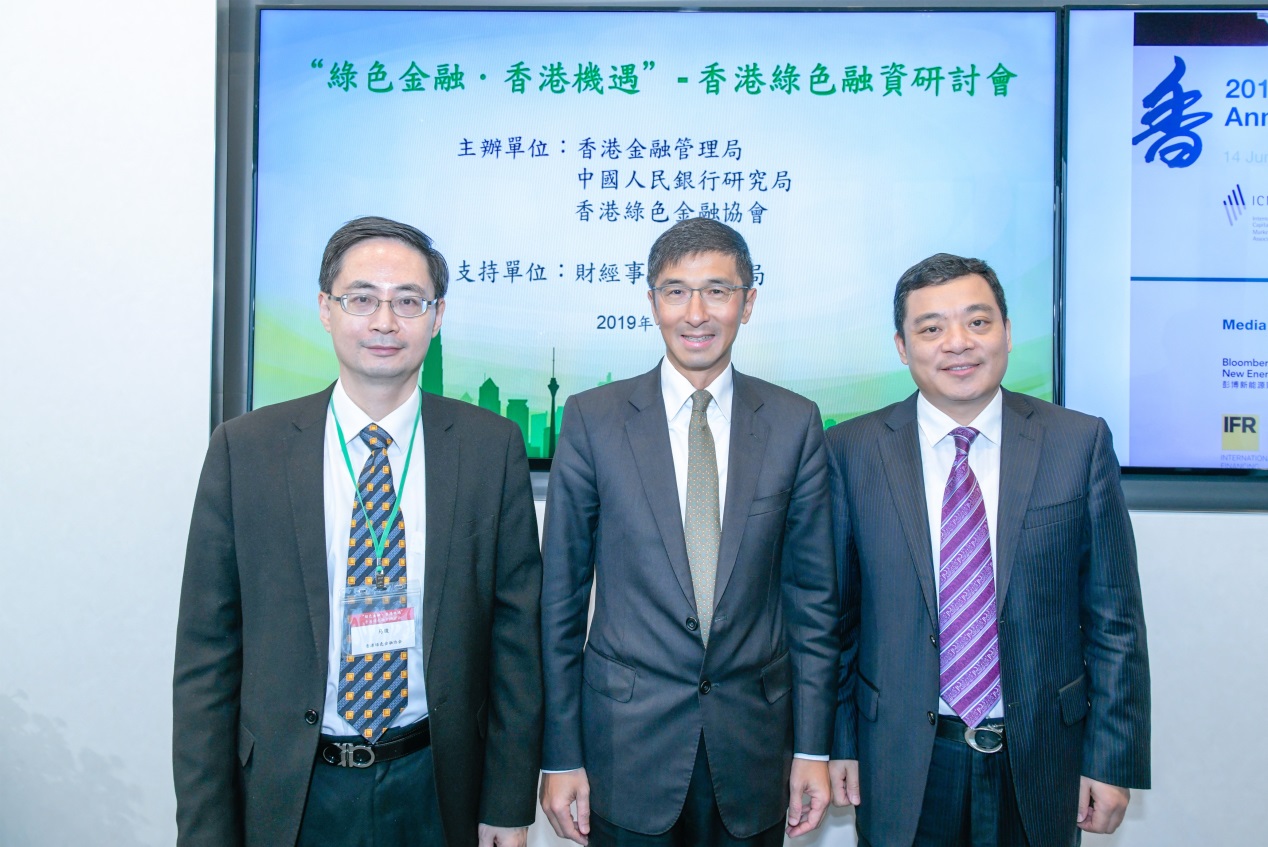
[684, 389, 721, 645]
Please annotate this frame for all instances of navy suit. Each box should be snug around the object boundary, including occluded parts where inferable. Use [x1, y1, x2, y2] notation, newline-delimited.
[827, 390, 1150, 847]
[541, 366, 838, 837]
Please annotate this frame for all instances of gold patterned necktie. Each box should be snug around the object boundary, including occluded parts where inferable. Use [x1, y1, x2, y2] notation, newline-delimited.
[337, 424, 409, 740]
[684, 389, 721, 645]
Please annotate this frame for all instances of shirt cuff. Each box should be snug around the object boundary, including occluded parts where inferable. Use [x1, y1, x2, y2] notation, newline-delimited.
[541, 767, 583, 774]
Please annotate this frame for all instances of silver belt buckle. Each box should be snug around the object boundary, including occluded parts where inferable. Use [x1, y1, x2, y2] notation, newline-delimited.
[324, 741, 376, 768]
[964, 723, 1005, 754]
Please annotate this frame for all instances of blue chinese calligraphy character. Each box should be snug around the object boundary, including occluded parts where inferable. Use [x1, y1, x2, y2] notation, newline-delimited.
[1132, 56, 1212, 168]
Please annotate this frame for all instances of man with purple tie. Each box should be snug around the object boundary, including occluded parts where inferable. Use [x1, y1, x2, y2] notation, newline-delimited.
[824, 254, 1150, 847]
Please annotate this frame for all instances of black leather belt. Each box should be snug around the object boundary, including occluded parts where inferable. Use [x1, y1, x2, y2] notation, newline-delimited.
[316, 717, 431, 768]
[936, 714, 1005, 754]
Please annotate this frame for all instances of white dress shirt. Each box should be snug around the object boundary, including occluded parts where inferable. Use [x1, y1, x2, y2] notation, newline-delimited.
[916, 389, 1005, 720]
[320, 381, 429, 734]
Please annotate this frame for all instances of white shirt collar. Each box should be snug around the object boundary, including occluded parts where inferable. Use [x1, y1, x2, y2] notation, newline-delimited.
[660, 358, 734, 422]
[916, 388, 1003, 448]
[331, 380, 423, 449]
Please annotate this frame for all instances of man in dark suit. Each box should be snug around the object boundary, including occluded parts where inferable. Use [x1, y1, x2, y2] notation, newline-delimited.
[826, 253, 1150, 847]
[174, 216, 543, 847]
[538, 218, 838, 846]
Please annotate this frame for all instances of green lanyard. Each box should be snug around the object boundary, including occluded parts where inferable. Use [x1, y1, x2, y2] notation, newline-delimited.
[331, 396, 422, 589]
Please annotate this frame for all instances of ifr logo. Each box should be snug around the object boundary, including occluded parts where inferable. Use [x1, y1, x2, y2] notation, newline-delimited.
[1223, 414, 1259, 451]
[1224, 184, 1246, 225]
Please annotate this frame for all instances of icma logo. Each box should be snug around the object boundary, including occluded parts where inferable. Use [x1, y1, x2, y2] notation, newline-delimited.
[1225, 184, 1247, 225]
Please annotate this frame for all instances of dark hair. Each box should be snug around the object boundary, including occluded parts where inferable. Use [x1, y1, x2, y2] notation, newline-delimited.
[893, 253, 1007, 335]
[318, 216, 449, 298]
[647, 217, 753, 288]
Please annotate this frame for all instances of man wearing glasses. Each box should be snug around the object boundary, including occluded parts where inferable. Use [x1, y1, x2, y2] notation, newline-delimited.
[540, 217, 838, 846]
[174, 217, 543, 847]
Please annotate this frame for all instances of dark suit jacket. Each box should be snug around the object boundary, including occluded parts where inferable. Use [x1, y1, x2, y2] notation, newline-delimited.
[173, 386, 543, 847]
[827, 390, 1150, 847]
[540, 366, 838, 837]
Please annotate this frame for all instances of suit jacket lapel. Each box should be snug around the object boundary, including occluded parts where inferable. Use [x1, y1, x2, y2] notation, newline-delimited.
[714, 372, 767, 606]
[878, 395, 939, 630]
[995, 389, 1041, 608]
[625, 368, 697, 609]
[421, 392, 458, 671]
[285, 385, 337, 672]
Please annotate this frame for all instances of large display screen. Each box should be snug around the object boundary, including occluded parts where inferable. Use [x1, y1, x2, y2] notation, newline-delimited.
[1068, 8, 1268, 472]
[252, 8, 1057, 461]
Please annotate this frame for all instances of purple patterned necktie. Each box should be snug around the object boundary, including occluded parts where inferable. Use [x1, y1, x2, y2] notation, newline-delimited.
[938, 426, 1002, 728]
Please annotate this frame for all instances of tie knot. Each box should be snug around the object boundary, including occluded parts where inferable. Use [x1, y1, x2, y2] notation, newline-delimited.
[690, 389, 713, 417]
[358, 423, 394, 451]
[950, 426, 979, 456]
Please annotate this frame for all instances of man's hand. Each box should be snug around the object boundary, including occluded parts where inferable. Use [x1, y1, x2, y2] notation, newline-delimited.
[828, 759, 861, 807]
[786, 758, 831, 837]
[540, 769, 591, 845]
[478, 824, 528, 847]
[1077, 776, 1131, 834]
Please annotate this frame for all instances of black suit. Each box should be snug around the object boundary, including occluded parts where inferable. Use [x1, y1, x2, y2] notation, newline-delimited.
[174, 386, 543, 846]
[541, 366, 838, 837]
[828, 390, 1149, 847]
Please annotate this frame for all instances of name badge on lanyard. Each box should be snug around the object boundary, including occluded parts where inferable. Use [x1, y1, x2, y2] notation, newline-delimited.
[348, 606, 417, 654]
[332, 398, 425, 657]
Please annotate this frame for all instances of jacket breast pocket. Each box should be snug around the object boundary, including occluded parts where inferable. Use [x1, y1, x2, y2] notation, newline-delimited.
[1023, 496, 1084, 530]
[749, 488, 792, 517]
[855, 674, 879, 722]
[761, 651, 792, 704]
[1058, 674, 1089, 726]
[583, 647, 637, 703]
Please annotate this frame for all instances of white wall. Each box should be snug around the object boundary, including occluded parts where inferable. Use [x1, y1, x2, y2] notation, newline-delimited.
[0, 2, 215, 845]
[2, 3, 1266, 846]
[1100, 511, 1268, 847]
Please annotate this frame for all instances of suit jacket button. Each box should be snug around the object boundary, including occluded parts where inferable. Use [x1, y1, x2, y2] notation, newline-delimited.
[699, 680, 712, 695]
[686, 616, 699, 631]
[927, 711, 936, 725]
[304, 709, 319, 725]
[929, 634, 936, 646]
